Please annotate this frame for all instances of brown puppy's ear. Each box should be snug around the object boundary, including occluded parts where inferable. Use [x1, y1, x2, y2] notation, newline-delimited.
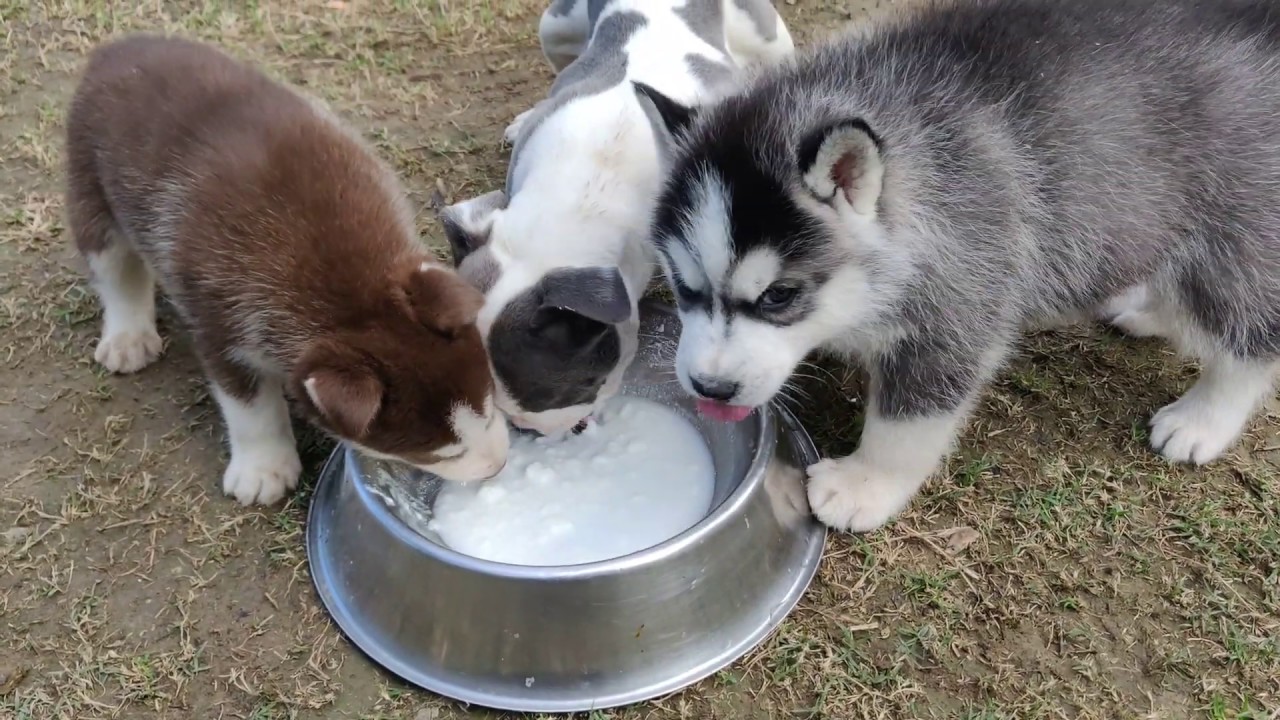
[404, 263, 485, 338]
[294, 340, 384, 439]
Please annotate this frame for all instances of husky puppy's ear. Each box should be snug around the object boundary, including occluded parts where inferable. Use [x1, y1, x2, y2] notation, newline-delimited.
[436, 190, 508, 266]
[633, 82, 697, 139]
[797, 120, 884, 217]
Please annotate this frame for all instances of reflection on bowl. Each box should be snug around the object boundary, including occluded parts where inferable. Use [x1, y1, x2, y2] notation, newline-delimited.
[306, 301, 827, 713]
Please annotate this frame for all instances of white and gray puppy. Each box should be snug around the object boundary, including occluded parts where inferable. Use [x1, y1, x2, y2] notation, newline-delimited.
[644, 0, 1280, 532]
[440, 0, 792, 436]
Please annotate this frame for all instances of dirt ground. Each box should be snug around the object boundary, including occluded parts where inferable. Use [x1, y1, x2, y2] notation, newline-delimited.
[1, 1, 1278, 718]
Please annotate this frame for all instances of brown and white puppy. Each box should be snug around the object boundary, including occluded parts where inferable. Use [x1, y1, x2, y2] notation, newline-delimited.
[65, 35, 509, 505]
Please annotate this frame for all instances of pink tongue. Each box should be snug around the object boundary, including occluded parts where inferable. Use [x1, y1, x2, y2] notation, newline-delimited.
[695, 398, 753, 423]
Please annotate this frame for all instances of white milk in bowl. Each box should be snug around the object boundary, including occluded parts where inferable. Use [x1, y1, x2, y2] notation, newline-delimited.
[427, 396, 716, 566]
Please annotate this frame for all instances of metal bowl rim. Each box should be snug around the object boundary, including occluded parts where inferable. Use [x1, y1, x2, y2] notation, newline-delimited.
[304, 401, 826, 713]
[340, 397, 778, 580]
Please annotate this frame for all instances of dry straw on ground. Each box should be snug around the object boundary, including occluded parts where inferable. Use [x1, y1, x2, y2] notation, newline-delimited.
[0, 1, 1276, 718]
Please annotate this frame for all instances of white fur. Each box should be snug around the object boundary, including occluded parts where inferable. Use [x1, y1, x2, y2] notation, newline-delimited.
[728, 247, 781, 301]
[503, 108, 536, 145]
[321, 396, 510, 483]
[807, 409, 961, 532]
[212, 381, 301, 506]
[509, 402, 596, 436]
[683, 170, 735, 284]
[800, 126, 883, 217]
[1101, 283, 1167, 338]
[429, 399, 511, 481]
[665, 241, 706, 293]
[607, 0, 734, 104]
[88, 237, 164, 374]
[722, 0, 794, 68]
[1149, 356, 1277, 464]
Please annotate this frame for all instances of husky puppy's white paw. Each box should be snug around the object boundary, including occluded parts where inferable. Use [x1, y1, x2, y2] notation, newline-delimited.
[1149, 355, 1277, 465]
[805, 456, 916, 533]
[1109, 310, 1165, 339]
[1150, 400, 1240, 465]
[213, 383, 302, 506]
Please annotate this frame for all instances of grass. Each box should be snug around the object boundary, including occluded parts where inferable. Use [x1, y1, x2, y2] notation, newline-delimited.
[0, 0, 1277, 718]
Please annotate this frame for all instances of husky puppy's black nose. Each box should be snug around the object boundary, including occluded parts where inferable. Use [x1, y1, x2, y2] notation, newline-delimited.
[690, 376, 739, 402]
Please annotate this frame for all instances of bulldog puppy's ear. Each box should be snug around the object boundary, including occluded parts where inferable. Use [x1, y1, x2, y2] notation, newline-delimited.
[538, 265, 632, 326]
[436, 190, 508, 265]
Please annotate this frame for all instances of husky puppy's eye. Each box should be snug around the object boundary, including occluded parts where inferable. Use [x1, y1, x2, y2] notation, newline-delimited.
[759, 283, 799, 311]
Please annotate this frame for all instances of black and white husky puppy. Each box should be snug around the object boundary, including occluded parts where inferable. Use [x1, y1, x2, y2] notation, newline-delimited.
[643, 0, 1280, 532]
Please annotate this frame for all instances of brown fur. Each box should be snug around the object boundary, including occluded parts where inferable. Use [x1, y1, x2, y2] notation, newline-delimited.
[64, 34, 498, 491]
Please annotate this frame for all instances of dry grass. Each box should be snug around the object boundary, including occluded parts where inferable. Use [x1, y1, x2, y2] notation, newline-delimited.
[0, 1, 1277, 718]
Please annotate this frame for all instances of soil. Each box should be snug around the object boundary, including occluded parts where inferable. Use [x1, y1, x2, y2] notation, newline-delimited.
[1, 1, 1276, 719]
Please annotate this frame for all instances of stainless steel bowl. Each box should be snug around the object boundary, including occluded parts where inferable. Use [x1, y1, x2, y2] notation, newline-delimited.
[306, 302, 826, 713]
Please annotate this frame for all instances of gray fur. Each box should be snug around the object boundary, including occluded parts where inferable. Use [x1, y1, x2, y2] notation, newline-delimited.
[440, 189, 507, 263]
[488, 268, 627, 413]
[652, 0, 1280, 528]
[730, 0, 779, 41]
[544, 0, 579, 17]
[675, 0, 728, 49]
[685, 53, 736, 90]
[541, 265, 632, 325]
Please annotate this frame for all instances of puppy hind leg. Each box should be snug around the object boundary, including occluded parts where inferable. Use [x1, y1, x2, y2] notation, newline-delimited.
[1149, 353, 1276, 465]
[722, 0, 795, 69]
[1099, 283, 1167, 339]
[537, 0, 590, 73]
[68, 177, 163, 374]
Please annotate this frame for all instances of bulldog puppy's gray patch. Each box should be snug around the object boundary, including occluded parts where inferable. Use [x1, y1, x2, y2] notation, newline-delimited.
[489, 266, 630, 413]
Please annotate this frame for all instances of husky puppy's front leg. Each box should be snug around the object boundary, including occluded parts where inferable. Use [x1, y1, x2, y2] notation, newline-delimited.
[806, 406, 965, 534]
[807, 336, 1002, 533]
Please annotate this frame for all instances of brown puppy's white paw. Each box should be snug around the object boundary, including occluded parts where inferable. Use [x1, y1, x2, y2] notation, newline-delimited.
[94, 328, 163, 374]
[222, 443, 302, 506]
